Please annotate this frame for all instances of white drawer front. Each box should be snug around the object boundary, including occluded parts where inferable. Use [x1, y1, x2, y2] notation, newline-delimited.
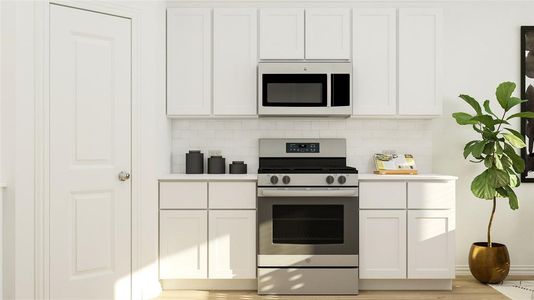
[359, 181, 406, 209]
[209, 182, 256, 209]
[408, 181, 455, 209]
[159, 181, 207, 209]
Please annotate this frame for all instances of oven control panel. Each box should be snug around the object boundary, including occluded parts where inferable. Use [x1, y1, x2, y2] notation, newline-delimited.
[286, 142, 320, 153]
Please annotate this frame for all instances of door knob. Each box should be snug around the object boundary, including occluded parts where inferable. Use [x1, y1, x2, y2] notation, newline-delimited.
[118, 171, 131, 181]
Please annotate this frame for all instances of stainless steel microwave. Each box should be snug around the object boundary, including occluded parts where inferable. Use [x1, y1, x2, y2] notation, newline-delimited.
[258, 62, 352, 117]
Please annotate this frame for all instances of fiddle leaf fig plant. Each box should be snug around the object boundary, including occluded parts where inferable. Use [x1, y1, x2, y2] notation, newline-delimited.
[453, 82, 534, 247]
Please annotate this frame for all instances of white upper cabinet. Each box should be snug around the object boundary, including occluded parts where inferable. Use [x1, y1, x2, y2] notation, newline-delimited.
[407, 210, 455, 279]
[259, 9, 305, 59]
[353, 9, 397, 115]
[305, 8, 352, 59]
[167, 8, 211, 116]
[398, 8, 443, 116]
[213, 8, 258, 115]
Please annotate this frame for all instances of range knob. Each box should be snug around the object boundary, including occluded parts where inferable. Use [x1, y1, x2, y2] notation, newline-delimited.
[326, 175, 335, 184]
[338, 176, 347, 184]
[270, 175, 279, 184]
[282, 175, 291, 184]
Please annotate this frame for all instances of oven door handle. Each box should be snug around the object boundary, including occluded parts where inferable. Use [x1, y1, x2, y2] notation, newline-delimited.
[257, 188, 358, 197]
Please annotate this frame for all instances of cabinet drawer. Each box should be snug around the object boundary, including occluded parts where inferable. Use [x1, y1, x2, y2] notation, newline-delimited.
[359, 181, 406, 209]
[408, 181, 455, 209]
[209, 182, 256, 209]
[159, 181, 207, 209]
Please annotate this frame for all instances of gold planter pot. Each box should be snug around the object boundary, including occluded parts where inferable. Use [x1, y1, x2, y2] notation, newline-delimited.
[469, 242, 510, 284]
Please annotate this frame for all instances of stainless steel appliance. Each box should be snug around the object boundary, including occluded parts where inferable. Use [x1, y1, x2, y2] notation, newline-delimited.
[257, 138, 359, 295]
[258, 62, 352, 117]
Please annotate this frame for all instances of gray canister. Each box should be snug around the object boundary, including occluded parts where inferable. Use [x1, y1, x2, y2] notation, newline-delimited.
[229, 161, 247, 174]
[208, 156, 226, 174]
[186, 150, 204, 174]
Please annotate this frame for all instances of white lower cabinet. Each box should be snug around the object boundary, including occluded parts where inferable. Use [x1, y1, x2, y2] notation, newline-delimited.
[209, 210, 256, 279]
[159, 210, 208, 279]
[407, 210, 455, 279]
[359, 179, 456, 283]
[159, 180, 257, 282]
[359, 210, 406, 279]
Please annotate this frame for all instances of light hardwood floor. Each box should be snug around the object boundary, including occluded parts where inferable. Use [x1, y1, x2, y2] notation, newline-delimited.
[157, 276, 530, 300]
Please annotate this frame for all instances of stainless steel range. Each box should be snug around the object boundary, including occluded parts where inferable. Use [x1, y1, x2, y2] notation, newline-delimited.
[257, 138, 359, 295]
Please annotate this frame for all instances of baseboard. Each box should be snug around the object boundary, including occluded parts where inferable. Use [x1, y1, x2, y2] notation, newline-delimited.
[456, 265, 534, 276]
[161, 279, 257, 290]
[360, 279, 452, 291]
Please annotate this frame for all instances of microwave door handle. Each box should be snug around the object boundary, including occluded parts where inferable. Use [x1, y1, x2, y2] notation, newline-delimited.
[258, 188, 358, 198]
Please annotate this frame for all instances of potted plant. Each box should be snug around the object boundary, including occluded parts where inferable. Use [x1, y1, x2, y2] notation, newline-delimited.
[453, 81, 534, 284]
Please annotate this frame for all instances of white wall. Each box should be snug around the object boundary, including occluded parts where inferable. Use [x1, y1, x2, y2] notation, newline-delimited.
[435, 1, 534, 274]
[172, 119, 433, 174]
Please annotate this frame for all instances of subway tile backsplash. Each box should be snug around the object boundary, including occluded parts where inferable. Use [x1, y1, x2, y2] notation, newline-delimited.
[171, 119, 433, 174]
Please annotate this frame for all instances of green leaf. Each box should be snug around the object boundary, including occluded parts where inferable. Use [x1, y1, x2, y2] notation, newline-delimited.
[483, 100, 498, 118]
[504, 186, 519, 210]
[504, 128, 524, 141]
[463, 140, 479, 159]
[492, 168, 511, 188]
[503, 132, 527, 148]
[471, 170, 496, 199]
[452, 112, 478, 125]
[509, 173, 519, 187]
[471, 141, 488, 158]
[507, 97, 527, 110]
[484, 156, 494, 168]
[471, 115, 496, 129]
[503, 144, 526, 173]
[496, 81, 516, 110]
[459, 94, 482, 115]
[494, 155, 503, 169]
[507, 111, 534, 120]
[473, 124, 484, 133]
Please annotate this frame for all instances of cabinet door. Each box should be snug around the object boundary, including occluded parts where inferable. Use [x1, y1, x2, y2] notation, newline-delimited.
[359, 210, 407, 279]
[213, 9, 258, 115]
[167, 9, 211, 116]
[159, 210, 208, 279]
[259, 8, 304, 59]
[305, 8, 351, 59]
[353, 9, 397, 115]
[209, 210, 256, 279]
[408, 210, 455, 279]
[398, 8, 442, 116]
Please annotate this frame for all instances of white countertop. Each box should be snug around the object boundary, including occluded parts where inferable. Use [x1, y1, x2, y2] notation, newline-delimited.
[357, 174, 458, 181]
[159, 173, 457, 181]
[159, 174, 258, 181]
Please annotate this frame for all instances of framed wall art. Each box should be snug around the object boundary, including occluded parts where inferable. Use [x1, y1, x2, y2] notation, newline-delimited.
[521, 26, 534, 182]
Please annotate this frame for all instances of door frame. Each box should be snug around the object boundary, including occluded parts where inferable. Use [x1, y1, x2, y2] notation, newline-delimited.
[34, 1, 143, 299]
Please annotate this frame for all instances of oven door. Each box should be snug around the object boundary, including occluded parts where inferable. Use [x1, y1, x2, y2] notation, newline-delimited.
[257, 187, 358, 267]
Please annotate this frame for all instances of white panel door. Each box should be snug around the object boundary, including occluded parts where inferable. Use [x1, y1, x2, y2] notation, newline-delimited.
[167, 8, 211, 116]
[398, 8, 442, 116]
[159, 210, 208, 279]
[213, 8, 258, 115]
[408, 210, 455, 279]
[209, 210, 256, 279]
[353, 9, 397, 115]
[359, 210, 406, 279]
[305, 8, 351, 59]
[259, 8, 304, 59]
[50, 5, 131, 299]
